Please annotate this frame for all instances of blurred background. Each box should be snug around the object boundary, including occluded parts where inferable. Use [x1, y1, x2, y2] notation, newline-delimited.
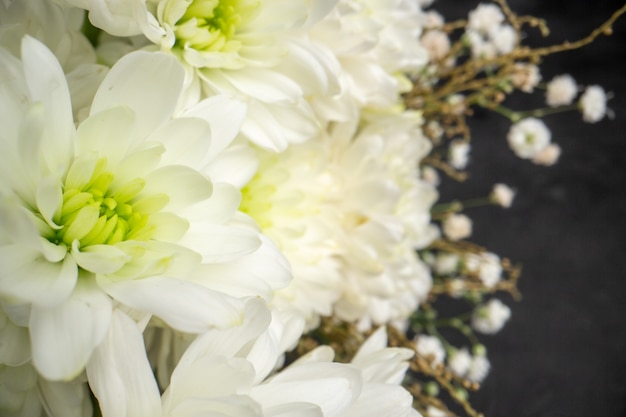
[433, 1, 626, 416]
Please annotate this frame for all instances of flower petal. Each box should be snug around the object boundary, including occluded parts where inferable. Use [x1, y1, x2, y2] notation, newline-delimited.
[86, 310, 161, 417]
[179, 223, 261, 263]
[100, 276, 245, 332]
[90, 51, 184, 139]
[71, 243, 131, 274]
[143, 165, 213, 212]
[30, 279, 112, 380]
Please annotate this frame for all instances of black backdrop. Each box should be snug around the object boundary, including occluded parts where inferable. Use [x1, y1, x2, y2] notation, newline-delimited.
[432, 1, 626, 416]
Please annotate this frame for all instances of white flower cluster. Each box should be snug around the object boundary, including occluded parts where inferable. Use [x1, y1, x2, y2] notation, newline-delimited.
[0, 0, 437, 415]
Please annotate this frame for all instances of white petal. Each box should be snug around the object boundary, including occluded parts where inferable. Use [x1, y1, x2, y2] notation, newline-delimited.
[205, 145, 259, 188]
[71, 242, 131, 274]
[0, 311, 31, 366]
[100, 276, 245, 332]
[149, 117, 212, 169]
[221, 68, 303, 103]
[30, 280, 112, 380]
[143, 165, 213, 212]
[183, 183, 241, 226]
[86, 310, 161, 417]
[0, 255, 77, 308]
[36, 174, 63, 229]
[91, 51, 184, 139]
[76, 105, 136, 165]
[21, 36, 75, 172]
[181, 95, 247, 162]
[180, 223, 261, 263]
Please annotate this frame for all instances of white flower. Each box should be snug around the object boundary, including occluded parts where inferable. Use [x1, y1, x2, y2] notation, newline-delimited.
[507, 117, 551, 159]
[579, 85, 608, 123]
[241, 112, 438, 330]
[471, 299, 511, 334]
[491, 183, 515, 208]
[546, 74, 578, 107]
[467, 354, 490, 383]
[0, 37, 289, 381]
[426, 406, 448, 417]
[443, 214, 472, 241]
[510, 63, 541, 93]
[89, 304, 418, 417]
[448, 140, 470, 169]
[465, 252, 502, 288]
[467, 3, 505, 34]
[434, 252, 460, 275]
[421, 30, 451, 61]
[422, 166, 440, 187]
[532, 143, 562, 166]
[488, 24, 516, 55]
[466, 30, 497, 59]
[415, 334, 445, 365]
[448, 348, 472, 377]
[66, 0, 342, 152]
[0, 0, 109, 121]
[309, 0, 429, 115]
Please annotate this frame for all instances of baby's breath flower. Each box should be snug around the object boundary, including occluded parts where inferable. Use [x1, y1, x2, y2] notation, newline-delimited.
[415, 334, 446, 365]
[471, 299, 511, 334]
[510, 63, 541, 93]
[507, 117, 551, 159]
[532, 143, 562, 166]
[580, 85, 608, 123]
[546, 74, 578, 107]
[491, 183, 515, 208]
[467, 3, 505, 34]
[443, 214, 473, 241]
[449, 140, 471, 169]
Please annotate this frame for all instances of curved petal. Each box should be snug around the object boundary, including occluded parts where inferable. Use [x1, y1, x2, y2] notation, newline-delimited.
[86, 310, 161, 417]
[100, 276, 245, 332]
[90, 51, 184, 140]
[30, 279, 112, 380]
[21, 36, 75, 173]
[39, 378, 94, 417]
[76, 105, 136, 165]
[143, 165, 213, 212]
[179, 223, 261, 263]
[71, 242, 131, 274]
[0, 254, 77, 308]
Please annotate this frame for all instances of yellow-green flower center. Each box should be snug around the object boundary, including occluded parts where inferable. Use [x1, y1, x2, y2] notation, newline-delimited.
[51, 157, 167, 248]
[173, 0, 259, 54]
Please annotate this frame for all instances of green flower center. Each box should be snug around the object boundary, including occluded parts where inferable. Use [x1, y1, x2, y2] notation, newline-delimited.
[173, 0, 259, 54]
[52, 157, 167, 248]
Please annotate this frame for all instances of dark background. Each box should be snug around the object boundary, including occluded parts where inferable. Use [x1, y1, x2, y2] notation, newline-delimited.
[433, 1, 626, 416]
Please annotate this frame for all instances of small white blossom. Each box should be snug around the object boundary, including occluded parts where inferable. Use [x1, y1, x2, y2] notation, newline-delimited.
[434, 252, 460, 275]
[491, 183, 515, 208]
[421, 30, 451, 61]
[579, 85, 608, 123]
[443, 214, 472, 241]
[466, 30, 497, 60]
[465, 252, 502, 288]
[467, 354, 491, 383]
[510, 63, 541, 93]
[449, 140, 471, 169]
[507, 117, 551, 159]
[532, 143, 562, 166]
[489, 24, 516, 55]
[425, 11, 445, 28]
[546, 74, 578, 107]
[415, 335, 446, 365]
[472, 299, 512, 334]
[467, 4, 505, 34]
[448, 348, 472, 377]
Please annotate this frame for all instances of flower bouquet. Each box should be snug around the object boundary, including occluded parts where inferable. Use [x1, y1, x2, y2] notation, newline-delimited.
[0, 0, 622, 416]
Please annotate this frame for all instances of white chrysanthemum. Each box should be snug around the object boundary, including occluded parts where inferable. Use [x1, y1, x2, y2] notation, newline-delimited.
[579, 85, 608, 123]
[0, 37, 290, 381]
[63, 0, 341, 152]
[414, 334, 445, 365]
[309, 0, 429, 117]
[0, 0, 109, 121]
[507, 117, 551, 159]
[241, 113, 438, 330]
[89, 302, 419, 417]
[471, 299, 511, 334]
[546, 74, 578, 107]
